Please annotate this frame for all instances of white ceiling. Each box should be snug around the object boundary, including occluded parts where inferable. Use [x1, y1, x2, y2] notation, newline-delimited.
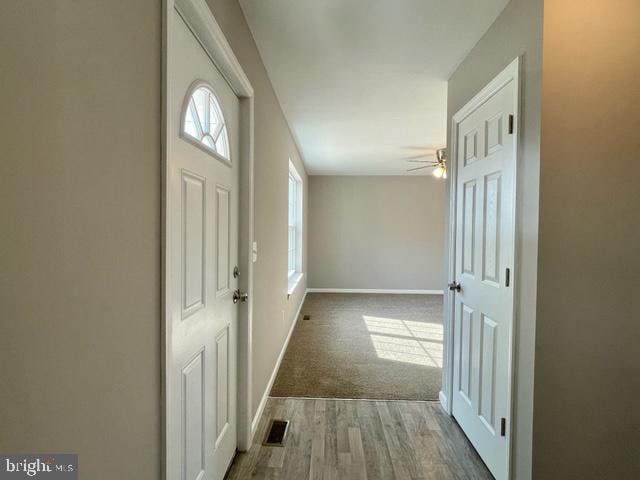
[239, 0, 509, 175]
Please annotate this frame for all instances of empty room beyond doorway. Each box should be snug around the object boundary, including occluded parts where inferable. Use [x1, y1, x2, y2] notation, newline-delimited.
[271, 293, 443, 401]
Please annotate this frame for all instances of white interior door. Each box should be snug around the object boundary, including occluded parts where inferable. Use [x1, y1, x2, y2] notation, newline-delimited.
[167, 10, 240, 480]
[451, 66, 517, 480]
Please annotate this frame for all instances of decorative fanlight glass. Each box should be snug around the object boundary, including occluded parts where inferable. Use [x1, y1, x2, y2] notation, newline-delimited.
[182, 85, 230, 161]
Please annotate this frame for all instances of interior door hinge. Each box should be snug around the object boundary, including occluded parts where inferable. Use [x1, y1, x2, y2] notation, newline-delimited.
[505, 268, 511, 287]
[500, 418, 506, 436]
[508, 114, 514, 134]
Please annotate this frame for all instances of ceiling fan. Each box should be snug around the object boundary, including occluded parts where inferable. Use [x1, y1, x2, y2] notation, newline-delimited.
[405, 147, 447, 178]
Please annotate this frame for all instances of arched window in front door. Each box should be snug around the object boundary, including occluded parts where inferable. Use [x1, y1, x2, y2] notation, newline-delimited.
[182, 83, 230, 161]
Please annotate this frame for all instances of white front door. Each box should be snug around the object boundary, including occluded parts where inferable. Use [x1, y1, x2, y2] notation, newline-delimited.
[167, 10, 240, 480]
[451, 64, 518, 480]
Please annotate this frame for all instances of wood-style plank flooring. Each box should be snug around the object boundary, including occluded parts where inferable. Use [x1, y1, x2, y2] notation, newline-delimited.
[226, 397, 492, 480]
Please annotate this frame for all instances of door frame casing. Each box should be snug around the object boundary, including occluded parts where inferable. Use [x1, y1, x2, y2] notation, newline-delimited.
[441, 57, 521, 479]
[162, 0, 255, 477]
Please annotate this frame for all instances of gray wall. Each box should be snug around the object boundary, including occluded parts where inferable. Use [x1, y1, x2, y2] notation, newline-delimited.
[534, 1, 640, 477]
[0, 0, 309, 476]
[0, 1, 162, 479]
[205, 0, 308, 420]
[446, 0, 543, 477]
[308, 176, 445, 291]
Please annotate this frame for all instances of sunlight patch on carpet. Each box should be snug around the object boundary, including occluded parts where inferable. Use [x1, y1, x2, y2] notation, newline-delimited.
[364, 316, 443, 367]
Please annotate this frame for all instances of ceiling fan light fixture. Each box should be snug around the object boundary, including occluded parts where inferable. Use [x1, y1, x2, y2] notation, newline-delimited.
[404, 147, 447, 178]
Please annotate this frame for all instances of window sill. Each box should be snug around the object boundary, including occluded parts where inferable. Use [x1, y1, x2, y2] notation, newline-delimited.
[287, 272, 304, 298]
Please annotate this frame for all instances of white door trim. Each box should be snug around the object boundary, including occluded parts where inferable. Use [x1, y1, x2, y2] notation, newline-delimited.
[162, 0, 255, 477]
[441, 57, 521, 478]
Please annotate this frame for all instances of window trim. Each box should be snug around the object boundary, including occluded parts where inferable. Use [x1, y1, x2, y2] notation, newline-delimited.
[287, 160, 303, 288]
[179, 80, 232, 167]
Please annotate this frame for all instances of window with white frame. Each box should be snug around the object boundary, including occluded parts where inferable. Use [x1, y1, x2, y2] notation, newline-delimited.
[288, 161, 303, 281]
[182, 84, 230, 161]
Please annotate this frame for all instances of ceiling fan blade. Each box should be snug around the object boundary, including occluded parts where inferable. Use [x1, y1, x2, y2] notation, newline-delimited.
[407, 166, 429, 172]
[401, 145, 439, 152]
[406, 160, 439, 164]
[402, 153, 434, 160]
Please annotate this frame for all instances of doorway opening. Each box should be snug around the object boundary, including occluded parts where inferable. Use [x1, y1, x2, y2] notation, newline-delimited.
[164, 2, 522, 478]
[231, 59, 522, 480]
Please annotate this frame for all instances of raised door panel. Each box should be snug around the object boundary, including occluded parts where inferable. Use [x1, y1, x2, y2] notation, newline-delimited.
[183, 351, 206, 480]
[216, 186, 230, 295]
[462, 181, 477, 277]
[464, 129, 479, 166]
[215, 326, 230, 445]
[482, 173, 502, 285]
[458, 304, 474, 405]
[182, 171, 206, 319]
[479, 315, 498, 434]
[485, 114, 503, 156]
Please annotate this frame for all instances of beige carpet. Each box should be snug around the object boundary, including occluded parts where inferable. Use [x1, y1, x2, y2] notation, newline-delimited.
[271, 293, 443, 401]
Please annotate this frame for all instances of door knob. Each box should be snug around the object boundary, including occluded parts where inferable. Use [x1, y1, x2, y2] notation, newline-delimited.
[233, 289, 248, 304]
[448, 281, 461, 292]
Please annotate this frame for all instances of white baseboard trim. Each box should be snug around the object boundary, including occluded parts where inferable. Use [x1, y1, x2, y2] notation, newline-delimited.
[439, 390, 449, 413]
[306, 288, 444, 295]
[250, 290, 307, 435]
